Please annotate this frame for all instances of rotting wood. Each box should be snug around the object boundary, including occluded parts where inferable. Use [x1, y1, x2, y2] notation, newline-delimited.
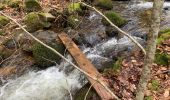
[58, 32, 114, 100]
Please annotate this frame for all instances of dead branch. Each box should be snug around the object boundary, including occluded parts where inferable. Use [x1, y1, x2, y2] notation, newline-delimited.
[84, 82, 96, 100]
[79, 1, 146, 55]
[0, 12, 120, 100]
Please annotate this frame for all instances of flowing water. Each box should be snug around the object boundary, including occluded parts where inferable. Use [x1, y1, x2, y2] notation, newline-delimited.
[1, 1, 170, 100]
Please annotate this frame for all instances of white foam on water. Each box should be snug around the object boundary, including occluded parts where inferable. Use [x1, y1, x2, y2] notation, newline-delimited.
[130, 2, 170, 9]
[0, 67, 82, 100]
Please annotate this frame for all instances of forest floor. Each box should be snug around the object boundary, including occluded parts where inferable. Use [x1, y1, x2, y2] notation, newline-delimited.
[0, 0, 169, 100]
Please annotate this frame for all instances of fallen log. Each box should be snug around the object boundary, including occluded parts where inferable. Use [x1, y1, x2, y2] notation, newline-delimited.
[58, 32, 114, 100]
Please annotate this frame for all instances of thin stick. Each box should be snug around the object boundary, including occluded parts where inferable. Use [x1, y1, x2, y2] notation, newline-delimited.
[65, 79, 73, 100]
[79, 1, 146, 55]
[0, 12, 120, 100]
[84, 82, 96, 100]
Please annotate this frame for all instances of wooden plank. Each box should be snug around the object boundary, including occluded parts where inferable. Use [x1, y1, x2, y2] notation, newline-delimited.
[58, 32, 114, 100]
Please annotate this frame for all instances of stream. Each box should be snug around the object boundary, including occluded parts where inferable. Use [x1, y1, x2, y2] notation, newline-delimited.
[0, 1, 170, 100]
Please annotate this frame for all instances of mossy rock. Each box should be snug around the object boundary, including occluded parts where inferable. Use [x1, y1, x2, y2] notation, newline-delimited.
[102, 11, 127, 27]
[67, 15, 81, 28]
[24, 12, 54, 32]
[5, 0, 22, 8]
[95, 0, 113, 10]
[157, 29, 170, 44]
[0, 16, 10, 28]
[38, 13, 55, 28]
[155, 52, 170, 66]
[32, 42, 65, 68]
[24, 12, 43, 32]
[68, 3, 83, 14]
[24, 0, 42, 12]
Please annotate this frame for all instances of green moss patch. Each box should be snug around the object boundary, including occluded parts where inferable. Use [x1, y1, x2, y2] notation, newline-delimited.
[102, 11, 127, 27]
[0, 16, 10, 28]
[24, 0, 42, 12]
[144, 96, 153, 100]
[5, 0, 22, 8]
[0, 3, 5, 10]
[68, 3, 82, 14]
[24, 12, 43, 32]
[32, 42, 65, 68]
[95, 0, 113, 10]
[157, 29, 170, 45]
[155, 52, 170, 66]
[24, 12, 55, 32]
[150, 80, 159, 91]
[112, 58, 122, 72]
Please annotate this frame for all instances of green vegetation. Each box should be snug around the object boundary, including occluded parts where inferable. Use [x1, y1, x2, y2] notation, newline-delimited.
[5, 0, 22, 8]
[24, 12, 55, 32]
[157, 29, 170, 44]
[0, 3, 5, 10]
[32, 42, 65, 68]
[67, 15, 81, 28]
[151, 80, 159, 91]
[144, 96, 153, 100]
[24, 0, 42, 12]
[68, 3, 83, 14]
[102, 11, 127, 27]
[95, 0, 113, 10]
[112, 58, 122, 72]
[155, 52, 170, 66]
[0, 16, 10, 28]
[24, 12, 43, 32]
[155, 29, 170, 66]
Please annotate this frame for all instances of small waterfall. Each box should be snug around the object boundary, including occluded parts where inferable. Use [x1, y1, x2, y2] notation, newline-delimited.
[0, 67, 83, 100]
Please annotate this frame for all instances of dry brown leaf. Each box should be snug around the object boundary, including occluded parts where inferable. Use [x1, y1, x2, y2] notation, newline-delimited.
[164, 90, 169, 98]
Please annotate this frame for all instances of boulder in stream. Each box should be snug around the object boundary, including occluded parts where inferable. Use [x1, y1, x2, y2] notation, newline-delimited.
[31, 31, 65, 68]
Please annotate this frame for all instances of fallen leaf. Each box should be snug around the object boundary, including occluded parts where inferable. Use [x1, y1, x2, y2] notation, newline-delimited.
[164, 90, 169, 98]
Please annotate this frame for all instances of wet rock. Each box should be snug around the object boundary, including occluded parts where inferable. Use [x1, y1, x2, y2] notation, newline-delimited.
[102, 11, 127, 27]
[29, 31, 65, 68]
[94, 0, 113, 10]
[0, 45, 15, 59]
[24, 0, 42, 12]
[0, 50, 35, 78]
[105, 26, 119, 37]
[0, 15, 10, 28]
[32, 42, 65, 68]
[24, 12, 43, 32]
[93, 36, 145, 57]
[74, 83, 100, 100]
[24, 12, 55, 32]
[38, 12, 55, 28]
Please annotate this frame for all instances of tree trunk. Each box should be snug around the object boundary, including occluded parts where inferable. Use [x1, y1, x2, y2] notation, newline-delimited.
[135, 0, 164, 100]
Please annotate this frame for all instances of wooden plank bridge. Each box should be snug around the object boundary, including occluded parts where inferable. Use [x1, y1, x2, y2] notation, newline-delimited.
[58, 32, 115, 100]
